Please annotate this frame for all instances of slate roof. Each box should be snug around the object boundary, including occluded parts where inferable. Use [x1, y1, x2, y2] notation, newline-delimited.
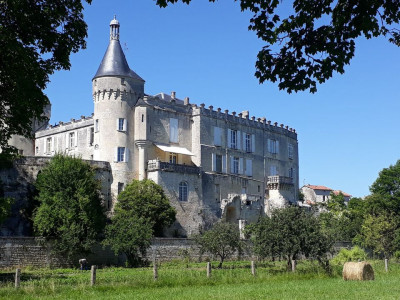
[93, 39, 144, 81]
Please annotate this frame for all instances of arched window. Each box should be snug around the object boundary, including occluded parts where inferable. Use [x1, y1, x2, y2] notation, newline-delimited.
[179, 181, 188, 202]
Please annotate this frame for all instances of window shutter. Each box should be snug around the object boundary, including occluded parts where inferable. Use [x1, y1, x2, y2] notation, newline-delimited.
[276, 140, 279, 154]
[230, 156, 234, 173]
[267, 139, 271, 153]
[124, 119, 128, 132]
[252, 134, 255, 153]
[170, 118, 178, 143]
[214, 127, 221, 146]
[239, 157, 244, 174]
[87, 128, 91, 145]
[246, 159, 253, 176]
[65, 134, 69, 150]
[51, 137, 54, 152]
[74, 131, 78, 147]
[228, 129, 232, 148]
[237, 131, 241, 150]
[222, 155, 227, 173]
[212, 153, 216, 171]
[114, 148, 118, 162]
[125, 148, 129, 162]
[116, 118, 119, 131]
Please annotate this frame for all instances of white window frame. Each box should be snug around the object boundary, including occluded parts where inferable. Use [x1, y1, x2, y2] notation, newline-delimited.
[117, 118, 127, 132]
[169, 153, 177, 164]
[179, 181, 188, 201]
[46, 137, 52, 154]
[268, 139, 279, 154]
[115, 147, 129, 162]
[230, 130, 237, 149]
[231, 156, 239, 174]
[69, 132, 76, 149]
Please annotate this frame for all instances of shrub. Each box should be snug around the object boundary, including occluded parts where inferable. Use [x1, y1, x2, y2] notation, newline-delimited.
[332, 246, 367, 265]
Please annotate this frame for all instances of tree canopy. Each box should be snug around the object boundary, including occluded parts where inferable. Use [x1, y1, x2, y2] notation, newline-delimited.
[116, 179, 176, 237]
[0, 0, 91, 152]
[33, 154, 106, 259]
[156, 0, 400, 93]
[196, 222, 242, 268]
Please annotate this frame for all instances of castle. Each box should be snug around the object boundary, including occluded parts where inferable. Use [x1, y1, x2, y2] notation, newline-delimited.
[10, 17, 299, 237]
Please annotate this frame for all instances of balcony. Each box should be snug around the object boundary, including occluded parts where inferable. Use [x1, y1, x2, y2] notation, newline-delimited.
[267, 176, 293, 190]
[148, 159, 201, 175]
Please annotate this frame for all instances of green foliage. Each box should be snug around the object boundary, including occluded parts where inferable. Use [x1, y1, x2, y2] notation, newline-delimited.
[0, 1, 92, 151]
[327, 192, 346, 214]
[104, 179, 176, 267]
[331, 246, 367, 265]
[116, 179, 176, 237]
[103, 215, 153, 267]
[156, 1, 400, 93]
[356, 213, 400, 258]
[248, 207, 333, 272]
[196, 222, 242, 268]
[33, 154, 106, 259]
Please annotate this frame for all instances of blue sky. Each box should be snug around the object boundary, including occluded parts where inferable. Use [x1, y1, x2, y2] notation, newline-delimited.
[45, 1, 400, 198]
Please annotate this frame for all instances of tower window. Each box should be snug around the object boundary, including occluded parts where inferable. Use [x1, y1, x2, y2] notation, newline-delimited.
[95, 119, 99, 132]
[117, 147, 125, 162]
[69, 132, 75, 148]
[179, 182, 188, 201]
[89, 127, 94, 146]
[118, 182, 125, 194]
[117, 118, 126, 131]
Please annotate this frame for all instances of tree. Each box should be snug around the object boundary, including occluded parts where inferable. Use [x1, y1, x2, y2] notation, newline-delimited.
[366, 160, 400, 214]
[103, 215, 153, 267]
[33, 154, 106, 259]
[0, 180, 13, 225]
[115, 179, 176, 237]
[0, 0, 91, 152]
[196, 222, 242, 268]
[357, 213, 400, 259]
[156, 0, 400, 93]
[249, 207, 333, 272]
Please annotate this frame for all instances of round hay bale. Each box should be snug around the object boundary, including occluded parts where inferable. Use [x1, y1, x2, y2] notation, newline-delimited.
[343, 261, 374, 281]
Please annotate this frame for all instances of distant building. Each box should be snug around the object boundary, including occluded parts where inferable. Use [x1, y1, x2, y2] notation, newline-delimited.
[11, 17, 300, 236]
[301, 184, 351, 206]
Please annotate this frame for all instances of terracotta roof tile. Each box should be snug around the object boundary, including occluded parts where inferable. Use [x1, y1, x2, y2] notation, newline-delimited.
[306, 184, 333, 191]
[333, 190, 352, 197]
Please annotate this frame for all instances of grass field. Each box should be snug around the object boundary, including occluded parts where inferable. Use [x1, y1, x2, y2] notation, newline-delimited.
[0, 260, 399, 299]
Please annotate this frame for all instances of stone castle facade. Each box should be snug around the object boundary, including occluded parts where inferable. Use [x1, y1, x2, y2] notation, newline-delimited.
[10, 18, 299, 237]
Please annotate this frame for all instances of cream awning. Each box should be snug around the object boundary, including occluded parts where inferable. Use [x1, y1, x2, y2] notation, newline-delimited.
[154, 143, 194, 156]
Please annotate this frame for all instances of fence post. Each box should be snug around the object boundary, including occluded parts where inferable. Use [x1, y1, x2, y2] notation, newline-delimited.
[385, 258, 388, 272]
[91, 265, 97, 286]
[291, 260, 296, 272]
[251, 260, 256, 276]
[207, 262, 211, 278]
[15, 268, 21, 288]
[153, 259, 158, 281]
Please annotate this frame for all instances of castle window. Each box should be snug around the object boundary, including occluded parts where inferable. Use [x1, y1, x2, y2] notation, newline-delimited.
[267, 139, 279, 154]
[169, 153, 177, 164]
[46, 137, 52, 153]
[69, 132, 75, 148]
[230, 130, 237, 149]
[288, 143, 294, 159]
[35, 147, 39, 154]
[95, 119, 99, 132]
[270, 165, 278, 176]
[141, 114, 144, 122]
[121, 78, 125, 85]
[212, 153, 226, 173]
[18, 149, 24, 155]
[289, 167, 294, 179]
[118, 182, 125, 194]
[116, 147, 126, 162]
[169, 118, 178, 143]
[231, 156, 239, 174]
[179, 181, 188, 201]
[89, 127, 94, 146]
[117, 118, 127, 131]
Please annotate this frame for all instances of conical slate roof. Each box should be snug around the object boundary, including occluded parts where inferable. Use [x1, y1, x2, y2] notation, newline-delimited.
[93, 39, 144, 81]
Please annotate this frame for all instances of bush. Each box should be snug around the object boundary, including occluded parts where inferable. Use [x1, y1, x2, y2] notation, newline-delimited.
[332, 246, 367, 265]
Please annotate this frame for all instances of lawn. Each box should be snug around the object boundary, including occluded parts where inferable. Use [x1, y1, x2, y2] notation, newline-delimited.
[0, 260, 398, 299]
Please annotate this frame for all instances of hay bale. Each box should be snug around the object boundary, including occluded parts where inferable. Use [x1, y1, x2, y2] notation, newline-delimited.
[343, 261, 374, 281]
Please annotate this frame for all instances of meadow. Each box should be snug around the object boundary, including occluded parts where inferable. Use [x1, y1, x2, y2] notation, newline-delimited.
[0, 260, 399, 299]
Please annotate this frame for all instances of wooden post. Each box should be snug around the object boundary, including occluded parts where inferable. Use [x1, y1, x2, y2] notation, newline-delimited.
[91, 265, 97, 286]
[251, 260, 256, 276]
[291, 259, 296, 272]
[153, 260, 158, 281]
[15, 268, 21, 288]
[385, 258, 389, 272]
[207, 262, 211, 278]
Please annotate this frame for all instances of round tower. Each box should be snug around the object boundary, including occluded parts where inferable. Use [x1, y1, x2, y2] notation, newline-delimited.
[92, 16, 145, 205]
